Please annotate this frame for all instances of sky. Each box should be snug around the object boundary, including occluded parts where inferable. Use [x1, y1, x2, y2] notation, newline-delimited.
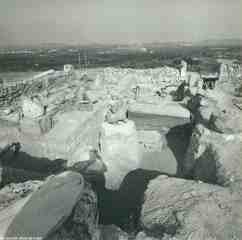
[0, 0, 242, 46]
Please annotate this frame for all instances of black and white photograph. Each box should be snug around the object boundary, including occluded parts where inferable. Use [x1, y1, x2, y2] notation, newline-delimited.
[0, 1, 242, 239]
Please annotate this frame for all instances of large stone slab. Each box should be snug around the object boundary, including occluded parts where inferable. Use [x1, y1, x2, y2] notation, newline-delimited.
[1, 171, 84, 239]
[128, 102, 190, 130]
[48, 179, 99, 240]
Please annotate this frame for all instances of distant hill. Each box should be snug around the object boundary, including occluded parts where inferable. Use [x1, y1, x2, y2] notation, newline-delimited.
[1, 38, 242, 50]
[195, 38, 242, 46]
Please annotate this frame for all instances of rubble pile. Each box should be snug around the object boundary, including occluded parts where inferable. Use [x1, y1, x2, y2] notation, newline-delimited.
[94, 66, 182, 101]
[0, 83, 26, 108]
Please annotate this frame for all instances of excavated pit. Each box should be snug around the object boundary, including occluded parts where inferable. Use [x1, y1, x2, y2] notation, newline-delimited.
[0, 114, 194, 235]
[95, 120, 193, 233]
[95, 169, 162, 232]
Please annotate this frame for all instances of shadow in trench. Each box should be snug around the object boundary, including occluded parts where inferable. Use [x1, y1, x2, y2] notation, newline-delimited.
[0, 142, 106, 189]
[96, 169, 175, 233]
[0, 144, 67, 188]
[165, 123, 193, 177]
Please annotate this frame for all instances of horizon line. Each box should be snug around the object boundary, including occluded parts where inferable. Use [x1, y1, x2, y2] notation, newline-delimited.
[1, 37, 242, 48]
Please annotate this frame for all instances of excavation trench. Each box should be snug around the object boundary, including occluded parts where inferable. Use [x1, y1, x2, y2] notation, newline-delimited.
[0, 114, 193, 235]
[94, 114, 193, 233]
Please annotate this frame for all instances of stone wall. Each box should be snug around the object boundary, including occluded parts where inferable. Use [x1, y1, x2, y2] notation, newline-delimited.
[219, 62, 241, 82]
[0, 83, 26, 107]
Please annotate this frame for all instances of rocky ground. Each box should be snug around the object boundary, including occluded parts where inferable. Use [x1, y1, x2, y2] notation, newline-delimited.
[0, 61, 242, 239]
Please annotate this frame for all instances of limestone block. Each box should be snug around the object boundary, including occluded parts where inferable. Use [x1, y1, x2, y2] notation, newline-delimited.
[100, 120, 140, 190]
[128, 102, 190, 130]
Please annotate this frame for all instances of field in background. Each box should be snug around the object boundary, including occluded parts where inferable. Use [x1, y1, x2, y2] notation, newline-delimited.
[0, 45, 241, 73]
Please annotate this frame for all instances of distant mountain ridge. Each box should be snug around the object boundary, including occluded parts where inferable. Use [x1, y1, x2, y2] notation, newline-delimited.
[196, 38, 242, 46]
[1, 38, 242, 49]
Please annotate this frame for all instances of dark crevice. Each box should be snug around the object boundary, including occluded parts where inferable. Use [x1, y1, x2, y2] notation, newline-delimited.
[0, 147, 67, 188]
[166, 123, 193, 177]
[92, 169, 174, 233]
[187, 144, 219, 185]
